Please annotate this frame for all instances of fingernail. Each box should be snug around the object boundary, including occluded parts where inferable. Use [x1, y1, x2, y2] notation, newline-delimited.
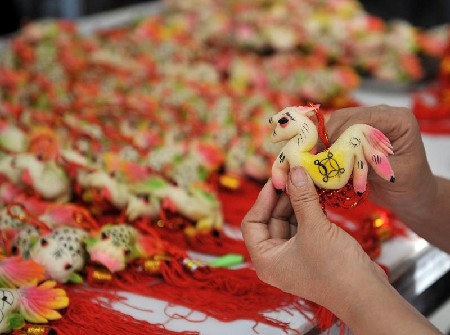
[290, 167, 308, 187]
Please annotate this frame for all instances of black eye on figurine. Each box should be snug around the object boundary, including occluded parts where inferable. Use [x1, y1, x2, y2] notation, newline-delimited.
[278, 117, 289, 125]
[11, 245, 19, 255]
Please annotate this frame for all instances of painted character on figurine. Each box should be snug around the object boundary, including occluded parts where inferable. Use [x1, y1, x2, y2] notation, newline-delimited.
[270, 106, 395, 194]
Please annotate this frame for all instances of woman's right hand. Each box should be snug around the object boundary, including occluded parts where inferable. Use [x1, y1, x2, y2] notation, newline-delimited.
[326, 105, 437, 224]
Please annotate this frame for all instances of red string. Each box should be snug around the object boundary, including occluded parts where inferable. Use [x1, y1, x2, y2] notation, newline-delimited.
[156, 261, 316, 331]
[134, 217, 249, 259]
[311, 104, 330, 149]
[67, 205, 101, 230]
[312, 105, 367, 210]
[317, 178, 369, 210]
[84, 258, 316, 333]
[314, 306, 337, 333]
[50, 285, 199, 335]
[217, 178, 264, 228]
[184, 229, 250, 259]
[7, 203, 50, 233]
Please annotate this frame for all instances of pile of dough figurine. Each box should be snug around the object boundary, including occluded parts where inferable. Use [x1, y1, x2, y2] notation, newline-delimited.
[0, 1, 447, 333]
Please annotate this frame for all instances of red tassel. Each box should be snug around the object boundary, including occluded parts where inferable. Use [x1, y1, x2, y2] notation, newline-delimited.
[314, 306, 348, 335]
[314, 306, 336, 332]
[184, 229, 250, 259]
[157, 261, 316, 331]
[312, 104, 331, 149]
[51, 285, 199, 335]
[217, 178, 264, 228]
[134, 217, 250, 259]
[85, 260, 316, 333]
[317, 179, 369, 210]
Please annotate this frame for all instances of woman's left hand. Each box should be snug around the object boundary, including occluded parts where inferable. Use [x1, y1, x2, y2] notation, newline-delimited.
[241, 167, 387, 312]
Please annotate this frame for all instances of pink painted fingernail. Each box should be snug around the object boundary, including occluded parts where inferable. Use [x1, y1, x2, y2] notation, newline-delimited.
[290, 167, 308, 187]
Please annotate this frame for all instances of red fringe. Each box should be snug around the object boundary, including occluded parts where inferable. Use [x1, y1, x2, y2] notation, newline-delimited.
[157, 262, 317, 332]
[85, 260, 316, 333]
[314, 306, 336, 333]
[184, 230, 249, 259]
[313, 105, 331, 149]
[217, 178, 264, 228]
[134, 218, 250, 259]
[313, 306, 348, 335]
[50, 285, 199, 335]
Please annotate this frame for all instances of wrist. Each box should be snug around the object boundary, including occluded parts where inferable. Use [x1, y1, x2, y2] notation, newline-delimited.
[332, 265, 390, 323]
[328, 262, 440, 335]
[325, 261, 389, 322]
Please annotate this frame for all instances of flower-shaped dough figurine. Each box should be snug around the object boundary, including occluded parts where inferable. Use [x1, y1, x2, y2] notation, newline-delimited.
[0, 256, 45, 289]
[269, 106, 395, 195]
[0, 281, 69, 334]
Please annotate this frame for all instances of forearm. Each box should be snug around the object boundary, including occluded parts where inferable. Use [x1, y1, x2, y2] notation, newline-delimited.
[396, 176, 450, 254]
[333, 272, 441, 335]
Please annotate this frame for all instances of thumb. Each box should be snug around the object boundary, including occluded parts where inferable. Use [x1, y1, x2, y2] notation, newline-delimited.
[288, 167, 328, 226]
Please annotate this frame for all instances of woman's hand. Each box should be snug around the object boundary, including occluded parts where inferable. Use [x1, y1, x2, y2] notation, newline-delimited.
[241, 167, 442, 335]
[241, 167, 386, 311]
[326, 105, 436, 223]
[326, 105, 450, 253]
